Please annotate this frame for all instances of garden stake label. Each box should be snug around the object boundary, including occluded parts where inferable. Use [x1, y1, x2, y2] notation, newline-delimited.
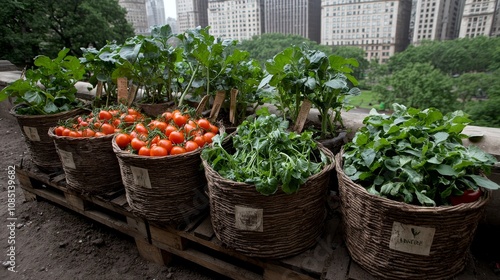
[22, 126, 40, 141]
[195, 94, 210, 116]
[130, 166, 152, 189]
[389, 222, 435, 256]
[117, 77, 128, 105]
[229, 88, 239, 124]
[293, 99, 312, 133]
[234, 206, 263, 232]
[58, 150, 76, 169]
[209, 90, 226, 122]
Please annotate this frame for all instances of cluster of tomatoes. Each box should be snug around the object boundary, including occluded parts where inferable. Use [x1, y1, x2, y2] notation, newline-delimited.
[114, 109, 219, 156]
[53, 107, 144, 138]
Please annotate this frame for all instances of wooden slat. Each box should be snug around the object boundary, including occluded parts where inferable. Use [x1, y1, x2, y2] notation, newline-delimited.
[193, 216, 215, 240]
[135, 238, 173, 265]
[150, 225, 188, 251]
[263, 264, 314, 280]
[111, 194, 128, 207]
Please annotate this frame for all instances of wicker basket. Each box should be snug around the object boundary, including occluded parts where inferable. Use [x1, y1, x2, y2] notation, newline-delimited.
[112, 136, 207, 224]
[202, 142, 335, 259]
[335, 152, 490, 280]
[10, 105, 87, 172]
[48, 128, 123, 194]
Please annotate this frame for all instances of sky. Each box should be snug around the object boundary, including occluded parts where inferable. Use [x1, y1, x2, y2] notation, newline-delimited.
[164, 0, 177, 19]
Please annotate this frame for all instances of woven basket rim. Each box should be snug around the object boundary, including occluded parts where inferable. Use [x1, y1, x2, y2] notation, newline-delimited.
[336, 148, 490, 212]
[111, 133, 203, 159]
[202, 141, 336, 194]
[10, 103, 87, 119]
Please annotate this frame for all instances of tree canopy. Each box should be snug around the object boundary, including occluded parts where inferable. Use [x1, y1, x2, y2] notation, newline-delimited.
[0, 0, 134, 67]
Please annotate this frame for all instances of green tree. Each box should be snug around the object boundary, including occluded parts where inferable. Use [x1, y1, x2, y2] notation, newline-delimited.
[0, 0, 134, 67]
[465, 96, 500, 128]
[236, 33, 333, 65]
[374, 63, 458, 113]
[453, 72, 500, 109]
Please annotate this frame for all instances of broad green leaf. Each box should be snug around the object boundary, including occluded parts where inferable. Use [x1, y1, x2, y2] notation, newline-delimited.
[435, 164, 458, 176]
[414, 189, 436, 206]
[361, 149, 376, 167]
[433, 132, 449, 143]
[468, 175, 500, 190]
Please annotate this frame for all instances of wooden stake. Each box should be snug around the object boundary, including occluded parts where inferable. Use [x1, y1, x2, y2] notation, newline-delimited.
[195, 94, 210, 116]
[293, 99, 312, 133]
[229, 88, 238, 125]
[117, 77, 128, 105]
[209, 90, 226, 122]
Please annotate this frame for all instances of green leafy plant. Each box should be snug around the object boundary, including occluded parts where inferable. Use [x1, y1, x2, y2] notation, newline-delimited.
[202, 109, 330, 195]
[342, 103, 499, 206]
[258, 45, 360, 139]
[0, 48, 85, 115]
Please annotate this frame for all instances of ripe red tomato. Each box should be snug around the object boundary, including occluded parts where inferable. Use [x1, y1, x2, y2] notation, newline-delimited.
[173, 114, 188, 127]
[62, 128, 71, 136]
[209, 124, 219, 134]
[55, 126, 65, 136]
[193, 135, 206, 147]
[204, 132, 216, 144]
[154, 121, 167, 132]
[115, 133, 131, 149]
[82, 128, 96, 137]
[100, 123, 115, 135]
[185, 140, 199, 152]
[197, 119, 211, 131]
[135, 123, 148, 134]
[170, 146, 186, 155]
[138, 146, 151, 156]
[98, 110, 113, 121]
[150, 146, 168, 157]
[131, 138, 146, 151]
[158, 139, 173, 153]
[165, 125, 176, 137]
[68, 131, 81, 138]
[169, 131, 185, 144]
[450, 189, 482, 205]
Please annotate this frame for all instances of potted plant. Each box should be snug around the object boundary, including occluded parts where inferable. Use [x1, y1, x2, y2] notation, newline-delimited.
[0, 48, 87, 171]
[337, 103, 499, 279]
[258, 45, 360, 152]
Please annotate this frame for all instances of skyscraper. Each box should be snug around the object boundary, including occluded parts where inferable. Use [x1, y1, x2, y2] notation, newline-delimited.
[459, 0, 499, 38]
[321, 0, 412, 63]
[119, 0, 150, 35]
[264, 0, 321, 43]
[412, 0, 464, 44]
[146, 0, 166, 31]
[176, 0, 209, 33]
[208, 0, 264, 41]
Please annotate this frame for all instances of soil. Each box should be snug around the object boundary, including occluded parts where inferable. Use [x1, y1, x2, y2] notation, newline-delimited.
[0, 101, 221, 280]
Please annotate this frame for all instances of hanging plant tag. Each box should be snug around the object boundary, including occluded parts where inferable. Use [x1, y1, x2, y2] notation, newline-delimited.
[234, 205, 263, 232]
[293, 99, 312, 133]
[117, 77, 128, 105]
[389, 222, 435, 256]
[196, 94, 211, 116]
[209, 90, 226, 122]
[23, 126, 40, 141]
[229, 88, 239, 125]
[58, 150, 76, 169]
[130, 166, 152, 189]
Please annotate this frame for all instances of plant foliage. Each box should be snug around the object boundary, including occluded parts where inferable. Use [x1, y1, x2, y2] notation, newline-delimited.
[343, 103, 499, 206]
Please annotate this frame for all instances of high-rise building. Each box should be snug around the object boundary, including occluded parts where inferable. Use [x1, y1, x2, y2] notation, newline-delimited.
[321, 0, 412, 63]
[412, 0, 464, 44]
[208, 0, 264, 41]
[146, 0, 166, 31]
[264, 0, 321, 43]
[119, 0, 150, 35]
[166, 17, 180, 34]
[459, 0, 499, 38]
[176, 0, 209, 33]
[493, 0, 500, 36]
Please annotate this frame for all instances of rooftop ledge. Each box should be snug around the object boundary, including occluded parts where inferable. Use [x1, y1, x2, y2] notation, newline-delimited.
[1, 71, 500, 226]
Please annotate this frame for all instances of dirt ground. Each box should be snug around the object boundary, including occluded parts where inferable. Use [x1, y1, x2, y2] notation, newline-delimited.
[0, 100, 222, 280]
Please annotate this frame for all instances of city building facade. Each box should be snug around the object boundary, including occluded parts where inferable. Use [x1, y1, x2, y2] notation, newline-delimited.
[264, 0, 322, 43]
[208, 0, 264, 41]
[412, 0, 464, 43]
[176, 0, 209, 33]
[459, 0, 499, 37]
[146, 0, 166, 31]
[321, 0, 412, 63]
[119, 0, 150, 35]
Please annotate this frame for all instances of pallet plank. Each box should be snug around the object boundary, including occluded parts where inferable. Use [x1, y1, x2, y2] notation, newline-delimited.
[135, 238, 173, 265]
[263, 264, 315, 280]
[150, 225, 188, 251]
[193, 216, 215, 240]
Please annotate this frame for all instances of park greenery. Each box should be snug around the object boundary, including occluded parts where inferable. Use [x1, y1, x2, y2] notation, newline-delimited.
[0, 0, 134, 66]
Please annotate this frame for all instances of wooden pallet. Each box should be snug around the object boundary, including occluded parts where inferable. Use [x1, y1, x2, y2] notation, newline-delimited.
[16, 159, 485, 280]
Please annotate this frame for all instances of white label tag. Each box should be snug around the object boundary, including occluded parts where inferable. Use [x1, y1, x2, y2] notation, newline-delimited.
[130, 166, 152, 189]
[234, 205, 263, 232]
[58, 150, 76, 169]
[23, 126, 40, 141]
[389, 222, 435, 256]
